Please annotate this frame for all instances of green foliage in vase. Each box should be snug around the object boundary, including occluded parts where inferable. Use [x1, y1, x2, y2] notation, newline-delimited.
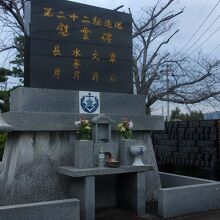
[0, 132, 7, 161]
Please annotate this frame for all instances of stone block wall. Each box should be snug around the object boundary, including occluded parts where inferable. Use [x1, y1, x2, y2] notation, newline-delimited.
[153, 120, 219, 179]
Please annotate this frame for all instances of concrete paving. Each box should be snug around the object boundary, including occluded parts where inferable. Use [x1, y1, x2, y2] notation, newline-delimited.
[96, 208, 147, 220]
[96, 208, 220, 220]
[172, 210, 220, 220]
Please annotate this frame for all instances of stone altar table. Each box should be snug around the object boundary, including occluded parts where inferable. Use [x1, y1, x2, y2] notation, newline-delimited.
[58, 165, 153, 220]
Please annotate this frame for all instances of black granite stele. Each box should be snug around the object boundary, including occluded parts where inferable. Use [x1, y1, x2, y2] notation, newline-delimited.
[25, 0, 132, 93]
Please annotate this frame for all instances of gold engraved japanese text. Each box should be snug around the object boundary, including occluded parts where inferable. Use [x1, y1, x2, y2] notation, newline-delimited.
[82, 16, 90, 24]
[92, 51, 100, 61]
[73, 48, 81, 58]
[104, 19, 113, 29]
[73, 71, 80, 80]
[57, 11, 66, 19]
[69, 13, 79, 22]
[92, 17, 102, 26]
[114, 21, 124, 30]
[54, 68, 61, 79]
[101, 32, 112, 44]
[109, 52, 117, 63]
[52, 45, 62, 56]
[56, 23, 69, 37]
[73, 59, 81, 69]
[80, 27, 91, 40]
[110, 74, 117, 82]
[43, 7, 53, 17]
[92, 72, 99, 82]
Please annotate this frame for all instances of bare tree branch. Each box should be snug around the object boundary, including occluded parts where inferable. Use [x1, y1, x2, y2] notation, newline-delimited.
[114, 5, 124, 11]
[132, 0, 220, 113]
[0, 0, 24, 31]
[132, 2, 183, 38]
[0, 46, 15, 53]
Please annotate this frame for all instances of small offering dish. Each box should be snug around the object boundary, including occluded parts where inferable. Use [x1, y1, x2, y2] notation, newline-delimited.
[106, 159, 120, 168]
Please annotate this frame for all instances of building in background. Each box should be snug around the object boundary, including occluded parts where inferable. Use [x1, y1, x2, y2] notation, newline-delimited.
[204, 111, 220, 120]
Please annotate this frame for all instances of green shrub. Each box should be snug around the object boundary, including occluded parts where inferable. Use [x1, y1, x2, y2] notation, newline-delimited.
[0, 132, 7, 160]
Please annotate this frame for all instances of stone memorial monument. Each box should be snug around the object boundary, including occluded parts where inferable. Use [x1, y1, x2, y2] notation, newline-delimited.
[25, 0, 133, 93]
[0, 0, 164, 219]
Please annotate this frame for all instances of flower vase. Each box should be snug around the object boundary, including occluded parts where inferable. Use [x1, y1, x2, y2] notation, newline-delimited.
[80, 133, 91, 141]
[130, 145, 145, 166]
[119, 139, 137, 166]
[74, 140, 93, 168]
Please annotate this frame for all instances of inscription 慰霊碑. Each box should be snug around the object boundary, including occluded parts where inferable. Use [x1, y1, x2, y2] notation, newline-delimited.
[25, 0, 132, 93]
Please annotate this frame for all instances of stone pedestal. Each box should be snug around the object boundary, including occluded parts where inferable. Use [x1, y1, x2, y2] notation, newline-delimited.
[119, 139, 142, 166]
[118, 172, 146, 216]
[69, 176, 95, 220]
[74, 140, 93, 169]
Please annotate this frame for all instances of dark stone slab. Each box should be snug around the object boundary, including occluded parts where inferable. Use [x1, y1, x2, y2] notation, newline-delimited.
[193, 134, 200, 140]
[26, 0, 132, 93]
[200, 120, 216, 127]
[177, 133, 185, 139]
[179, 140, 196, 147]
[210, 127, 217, 133]
[196, 127, 204, 133]
[172, 121, 179, 128]
[210, 155, 217, 161]
[189, 120, 200, 127]
[197, 141, 215, 147]
[178, 121, 188, 128]
[156, 146, 178, 152]
[189, 153, 197, 159]
[204, 154, 211, 160]
[165, 122, 172, 128]
[197, 154, 204, 160]
[157, 151, 173, 157]
[209, 134, 217, 141]
[157, 140, 177, 146]
[185, 128, 196, 133]
[177, 128, 185, 133]
[174, 152, 189, 159]
[201, 148, 217, 154]
[180, 147, 198, 153]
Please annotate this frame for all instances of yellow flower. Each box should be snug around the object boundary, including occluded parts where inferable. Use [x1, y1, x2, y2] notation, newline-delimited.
[117, 123, 122, 129]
